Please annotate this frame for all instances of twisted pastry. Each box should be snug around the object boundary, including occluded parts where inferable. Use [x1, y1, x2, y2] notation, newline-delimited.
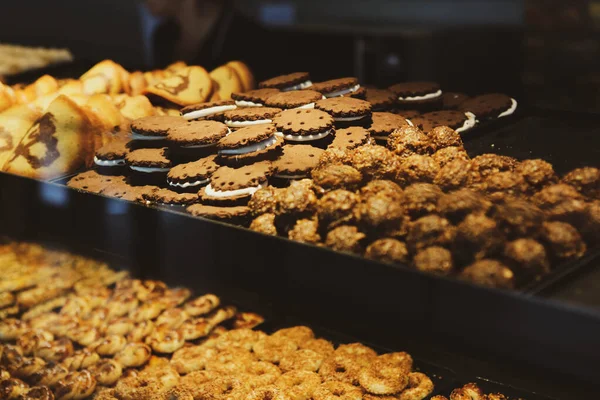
[147, 325, 185, 354]
[104, 318, 134, 337]
[211, 328, 266, 352]
[66, 324, 101, 347]
[0, 367, 10, 381]
[28, 363, 69, 387]
[0, 319, 29, 341]
[358, 363, 408, 395]
[106, 293, 138, 320]
[88, 359, 123, 387]
[0, 306, 19, 320]
[233, 312, 265, 329]
[161, 288, 192, 308]
[113, 343, 151, 368]
[171, 345, 218, 374]
[89, 336, 127, 357]
[42, 316, 79, 338]
[1, 345, 24, 372]
[126, 320, 154, 343]
[129, 301, 166, 323]
[12, 357, 46, 380]
[84, 308, 109, 330]
[16, 386, 55, 400]
[17, 287, 65, 309]
[21, 298, 68, 322]
[155, 309, 189, 330]
[253, 336, 298, 365]
[17, 331, 54, 356]
[376, 352, 413, 373]
[0, 378, 29, 399]
[59, 297, 91, 317]
[184, 294, 220, 317]
[0, 293, 14, 309]
[207, 306, 237, 328]
[61, 349, 100, 371]
[54, 370, 97, 400]
[34, 339, 74, 363]
[398, 372, 434, 400]
[178, 318, 212, 341]
[280, 349, 324, 373]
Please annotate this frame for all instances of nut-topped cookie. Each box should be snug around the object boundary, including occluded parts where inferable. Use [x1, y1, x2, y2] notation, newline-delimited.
[167, 154, 220, 190]
[273, 145, 325, 179]
[217, 124, 283, 165]
[130, 115, 187, 141]
[259, 72, 312, 91]
[265, 90, 324, 110]
[273, 108, 334, 142]
[231, 88, 281, 107]
[223, 107, 282, 129]
[167, 120, 229, 148]
[180, 100, 237, 121]
[200, 162, 273, 205]
[312, 77, 361, 98]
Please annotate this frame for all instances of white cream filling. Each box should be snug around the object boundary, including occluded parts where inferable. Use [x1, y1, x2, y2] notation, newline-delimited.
[94, 156, 125, 167]
[283, 130, 331, 142]
[406, 119, 414, 127]
[204, 183, 263, 198]
[182, 142, 216, 149]
[456, 112, 477, 133]
[225, 119, 272, 128]
[131, 132, 166, 141]
[398, 89, 442, 102]
[274, 131, 284, 137]
[274, 173, 307, 179]
[182, 105, 237, 120]
[324, 84, 361, 98]
[498, 98, 518, 118]
[295, 103, 315, 110]
[219, 136, 277, 155]
[130, 165, 171, 173]
[168, 178, 209, 188]
[282, 80, 313, 92]
[235, 100, 263, 107]
[335, 114, 369, 122]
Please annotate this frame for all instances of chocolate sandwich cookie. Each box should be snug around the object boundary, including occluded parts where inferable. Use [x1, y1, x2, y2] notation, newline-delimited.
[408, 116, 436, 134]
[265, 90, 324, 110]
[442, 92, 470, 110]
[420, 110, 477, 133]
[312, 77, 362, 98]
[259, 72, 312, 91]
[223, 107, 282, 129]
[389, 81, 442, 111]
[167, 154, 219, 192]
[126, 147, 172, 185]
[130, 115, 187, 141]
[368, 112, 412, 142]
[200, 162, 273, 205]
[94, 139, 130, 172]
[142, 188, 199, 206]
[348, 86, 367, 100]
[273, 145, 325, 180]
[315, 97, 373, 128]
[187, 204, 251, 225]
[459, 93, 518, 120]
[180, 100, 237, 121]
[365, 88, 397, 111]
[231, 88, 280, 107]
[328, 127, 372, 150]
[167, 120, 229, 149]
[273, 108, 335, 144]
[67, 171, 126, 194]
[217, 124, 283, 165]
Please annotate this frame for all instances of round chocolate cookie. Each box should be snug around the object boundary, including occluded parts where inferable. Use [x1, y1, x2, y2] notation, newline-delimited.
[389, 81, 442, 110]
[265, 90, 324, 110]
[259, 72, 312, 91]
[329, 127, 372, 150]
[315, 97, 372, 128]
[67, 171, 126, 194]
[187, 204, 252, 225]
[365, 88, 396, 111]
[408, 116, 437, 134]
[217, 124, 282, 165]
[101, 182, 159, 203]
[369, 112, 411, 141]
[442, 92, 470, 110]
[460, 93, 517, 120]
[393, 109, 421, 119]
[420, 110, 477, 133]
[130, 116, 187, 141]
[223, 107, 282, 129]
[126, 148, 172, 172]
[180, 100, 237, 120]
[167, 154, 219, 191]
[94, 139, 130, 169]
[312, 77, 361, 98]
[273, 108, 334, 142]
[348, 86, 367, 100]
[231, 88, 281, 107]
[200, 162, 273, 205]
[143, 188, 199, 206]
[167, 120, 229, 148]
[273, 145, 325, 179]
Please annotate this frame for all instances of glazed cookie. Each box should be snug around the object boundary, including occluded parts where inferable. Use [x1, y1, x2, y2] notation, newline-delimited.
[329, 127, 372, 150]
[167, 120, 229, 149]
[200, 162, 273, 205]
[389, 81, 442, 110]
[232, 88, 281, 107]
[143, 188, 199, 206]
[420, 110, 476, 133]
[442, 92, 470, 110]
[217, 124, 283, 165]
[223, 107, 282, 129]
[365, 88, 396, 111]
[460, 93, 517, 120]
[368, 112, 412, 142]
[259, 72, 312, 91]
[315, 97, 372, 128]
[130, 115, 187, 141]
[312, 77, 361, 98]
[273, 109, 334, 143]
[94, 139, 130, 169]
[180, 100, 237, 121]
[167, 155, 220, 191]
[273, 145, 325, 179]
[265, 90, 324, 110]
[187, 204, 251, 225]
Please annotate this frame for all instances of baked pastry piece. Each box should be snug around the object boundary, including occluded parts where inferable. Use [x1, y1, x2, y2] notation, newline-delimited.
[0, 104, 42, 167]
[226, 61, 255, 92]
[80, 59, 129, 95]
[145, 66, 213, 106]
[209, 65, 244, 100]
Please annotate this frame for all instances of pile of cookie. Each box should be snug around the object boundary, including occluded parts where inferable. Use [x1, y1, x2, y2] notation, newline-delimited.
[0, 242, 436, 400]
[432, 383, 509, 400]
